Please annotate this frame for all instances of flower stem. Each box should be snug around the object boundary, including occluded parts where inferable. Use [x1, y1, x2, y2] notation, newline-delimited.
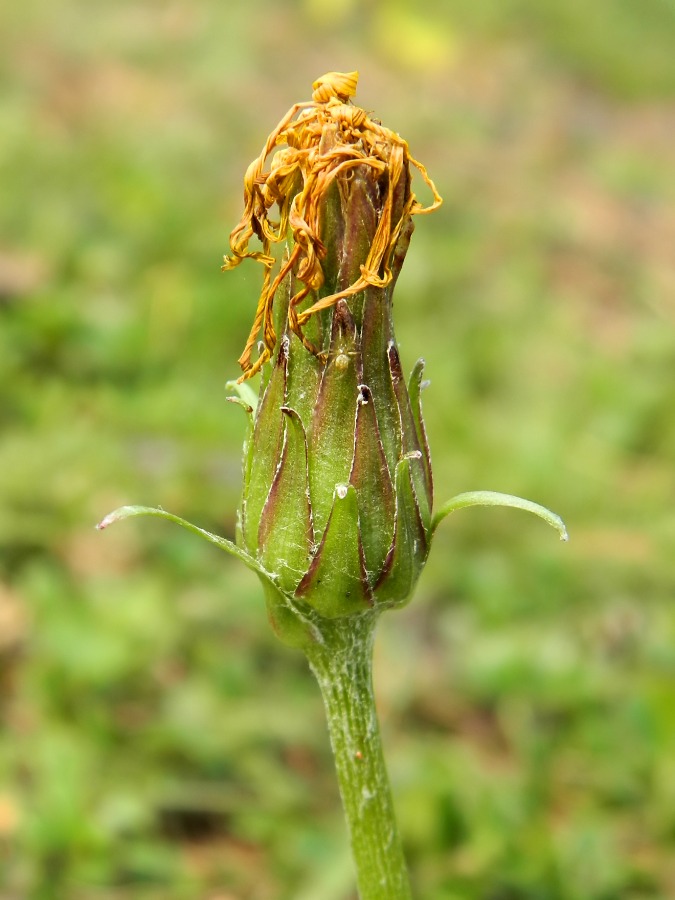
[305, 614, 412, 900]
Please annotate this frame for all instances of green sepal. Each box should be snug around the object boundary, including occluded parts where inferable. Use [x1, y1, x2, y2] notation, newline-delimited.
[349, 384, 395, 581]
[360, 286, 400, 475]
[408, 358, 433, 510]
[258, 407, 314, 593]
[226, 394, 254, 547]
[331, 165, 379, 328]
[258, 258, 292, 396]
[373, 454, 428, 607]
[308, 301, 361, 538]
[295, 483, 373, 617]
[242, 335, 288, 553]
[432, 490, 569, 541]
[387, 342, 431, 532]
[285, 326, 323, 427]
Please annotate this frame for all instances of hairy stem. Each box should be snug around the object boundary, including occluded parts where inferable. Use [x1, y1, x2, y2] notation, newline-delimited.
[305, 614, 412, 900]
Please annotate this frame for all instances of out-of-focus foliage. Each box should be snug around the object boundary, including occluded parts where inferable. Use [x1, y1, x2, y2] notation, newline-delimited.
[1, 0, 674, 897]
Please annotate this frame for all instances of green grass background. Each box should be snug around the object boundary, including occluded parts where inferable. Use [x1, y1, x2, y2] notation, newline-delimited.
[1, 0, 675, 897]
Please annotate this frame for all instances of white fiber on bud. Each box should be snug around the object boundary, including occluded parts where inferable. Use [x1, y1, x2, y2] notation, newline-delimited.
[357, 385, 371, 405]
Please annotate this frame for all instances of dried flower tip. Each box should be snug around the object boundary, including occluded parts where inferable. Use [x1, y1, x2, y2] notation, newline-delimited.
[223, 71, 442, 382]
[311, 71, 359, 103]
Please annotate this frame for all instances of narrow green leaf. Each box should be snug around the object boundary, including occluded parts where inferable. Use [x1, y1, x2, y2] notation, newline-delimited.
[96, 505, 275, 578]
[432, 491, 569, 541]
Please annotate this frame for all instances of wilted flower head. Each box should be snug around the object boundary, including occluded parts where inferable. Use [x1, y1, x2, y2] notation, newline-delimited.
[223, 70, 441, 381]
[224, 72, 442, 642]
[100, 72, 567, 650]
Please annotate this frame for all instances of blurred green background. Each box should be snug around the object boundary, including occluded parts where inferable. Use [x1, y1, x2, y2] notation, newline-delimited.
[2, 0, 675, 897]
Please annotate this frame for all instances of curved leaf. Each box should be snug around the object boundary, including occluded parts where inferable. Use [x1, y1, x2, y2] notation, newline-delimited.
[432, 491, 569, 542]
[96, 505, 276, 578]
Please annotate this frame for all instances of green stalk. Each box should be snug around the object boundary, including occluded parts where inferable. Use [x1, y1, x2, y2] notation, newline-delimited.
[305, 614, 412, 900]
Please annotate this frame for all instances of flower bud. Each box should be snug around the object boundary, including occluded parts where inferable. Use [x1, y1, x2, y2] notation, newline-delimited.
[224, 72, 442, 642]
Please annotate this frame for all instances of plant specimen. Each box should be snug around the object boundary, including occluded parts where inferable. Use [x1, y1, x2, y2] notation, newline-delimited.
[99, 72, 566, 899]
